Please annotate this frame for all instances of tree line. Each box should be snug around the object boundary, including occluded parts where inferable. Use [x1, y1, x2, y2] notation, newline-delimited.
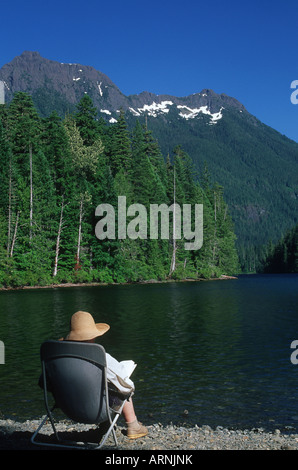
[262, 224, 298, 273]
[0, 93, 240, 287]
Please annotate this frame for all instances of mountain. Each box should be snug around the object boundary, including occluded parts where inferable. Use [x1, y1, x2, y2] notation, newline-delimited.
[1, 51, 297, 271]
[0, 51, 246, 120]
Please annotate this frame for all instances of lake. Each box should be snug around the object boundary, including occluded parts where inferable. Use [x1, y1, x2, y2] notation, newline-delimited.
[0, 274, 298, 432]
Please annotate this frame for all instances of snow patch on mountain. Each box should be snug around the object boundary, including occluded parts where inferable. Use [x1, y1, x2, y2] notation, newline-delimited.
[97, 81, 103, 96]
[127, 100, 224, 124]
[177, 105, 224, 123]
[129, 101, 174, 117]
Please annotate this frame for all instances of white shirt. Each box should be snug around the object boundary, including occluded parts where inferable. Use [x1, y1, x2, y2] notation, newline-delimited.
[106, 353, 136, 394]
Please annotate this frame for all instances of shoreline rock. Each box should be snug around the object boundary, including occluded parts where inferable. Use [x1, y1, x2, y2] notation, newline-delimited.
[0, 418, 298, 450]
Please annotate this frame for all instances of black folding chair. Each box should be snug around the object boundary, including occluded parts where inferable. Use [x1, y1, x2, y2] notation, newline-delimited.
[31, 340, 130, 449]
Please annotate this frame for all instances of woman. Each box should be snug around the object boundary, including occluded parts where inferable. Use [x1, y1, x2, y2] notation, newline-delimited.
[63, 310, 148, 440]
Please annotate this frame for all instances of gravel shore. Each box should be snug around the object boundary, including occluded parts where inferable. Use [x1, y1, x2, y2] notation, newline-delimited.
[1, 418, 298, 451]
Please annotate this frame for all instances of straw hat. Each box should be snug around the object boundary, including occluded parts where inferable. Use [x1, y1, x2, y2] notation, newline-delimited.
[65, 311, 110, 341]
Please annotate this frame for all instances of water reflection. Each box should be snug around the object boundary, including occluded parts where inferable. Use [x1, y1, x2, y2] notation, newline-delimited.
[0, 275, 298, 431]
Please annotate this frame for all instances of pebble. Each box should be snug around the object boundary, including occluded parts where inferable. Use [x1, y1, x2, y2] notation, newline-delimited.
[1, 418, 298, 450]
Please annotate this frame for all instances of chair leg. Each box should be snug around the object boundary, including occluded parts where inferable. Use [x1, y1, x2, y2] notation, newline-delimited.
[31, 413, 51, 446]
[97, 398, 129, 449]
[32, 401, 126, 449]
[96, 413, 120, 449]
[31, 405, 62, 447]
[31, 412, 120, 449]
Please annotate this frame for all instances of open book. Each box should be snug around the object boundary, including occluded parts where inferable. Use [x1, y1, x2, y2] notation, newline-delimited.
[106, 353, 137, 393]
[118, 359, 137, 379]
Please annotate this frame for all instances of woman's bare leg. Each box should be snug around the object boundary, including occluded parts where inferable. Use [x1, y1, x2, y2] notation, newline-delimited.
[122, 397, 137, 423]
[122, 397, 148, 439]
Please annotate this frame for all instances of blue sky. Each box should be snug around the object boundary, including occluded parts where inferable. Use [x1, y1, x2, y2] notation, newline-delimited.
[1, 0, 298, 142]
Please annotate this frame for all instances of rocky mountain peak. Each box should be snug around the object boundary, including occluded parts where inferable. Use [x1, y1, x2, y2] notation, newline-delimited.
[0, 51, 126, 112]
[0, 51, 247, 123]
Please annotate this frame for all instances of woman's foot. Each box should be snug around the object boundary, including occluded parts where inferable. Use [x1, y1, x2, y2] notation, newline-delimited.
[126, 419, 148, 439]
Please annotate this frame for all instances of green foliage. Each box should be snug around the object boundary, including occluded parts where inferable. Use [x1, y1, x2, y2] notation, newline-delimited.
[263, 224, 298, 273]
[0, 94, 240, 287]
[137, 109, 298, 272]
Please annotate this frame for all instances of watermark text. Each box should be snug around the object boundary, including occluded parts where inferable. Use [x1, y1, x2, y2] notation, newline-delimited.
[0, 341, 4, 364]
[290, 80, 298, 104]
[95, 196, 203, 251]
[290, 340, 298, 364]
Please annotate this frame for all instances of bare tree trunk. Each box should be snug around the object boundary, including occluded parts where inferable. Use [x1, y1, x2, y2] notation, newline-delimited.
[212, 192, 217, 262]
[169, 167, 176, 277]
[7, 155, 12, 256]
[53, 196, 64, 277]
[29, 144, 33, 242]
[75, 198, 84, 271]
[169, 241, 177, 277]
[10, 211, 20, 258]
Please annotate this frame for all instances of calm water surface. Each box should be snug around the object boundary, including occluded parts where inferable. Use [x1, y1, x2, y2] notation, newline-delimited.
[0, 274, 298, 432]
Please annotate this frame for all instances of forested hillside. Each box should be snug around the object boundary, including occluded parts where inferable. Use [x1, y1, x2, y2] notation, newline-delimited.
[263, 224, 298, 273]
[1, 52, 297, 275]
[132, 108, 298, 273]
[0, 93, 239, 287]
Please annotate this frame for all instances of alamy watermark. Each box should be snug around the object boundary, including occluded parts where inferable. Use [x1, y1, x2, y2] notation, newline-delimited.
[95, 196, 203, 250]
[290, 80, 298, 104]
[290, 340, 298, 364]
[0, 341, 4, 364]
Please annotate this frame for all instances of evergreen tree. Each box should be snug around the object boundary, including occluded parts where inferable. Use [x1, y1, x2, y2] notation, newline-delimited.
[63, 116, 104, 276]
[108, 109, 132, 176]
[75, 95, 99, 146]
[263, 224, 298, 273]
[0, 118, 12, 249]
[7, 92, 41, 167]
[131, 121, 157, 206]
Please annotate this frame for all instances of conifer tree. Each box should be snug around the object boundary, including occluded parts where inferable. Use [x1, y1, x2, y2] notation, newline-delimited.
[108, 109, 132, 176]
[63, 116, 104, 275]
[131, 121, 157, 206]
[0, 118, 12, 252]
[263, 224, 298, 273]
[75, 95, 99, 146]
